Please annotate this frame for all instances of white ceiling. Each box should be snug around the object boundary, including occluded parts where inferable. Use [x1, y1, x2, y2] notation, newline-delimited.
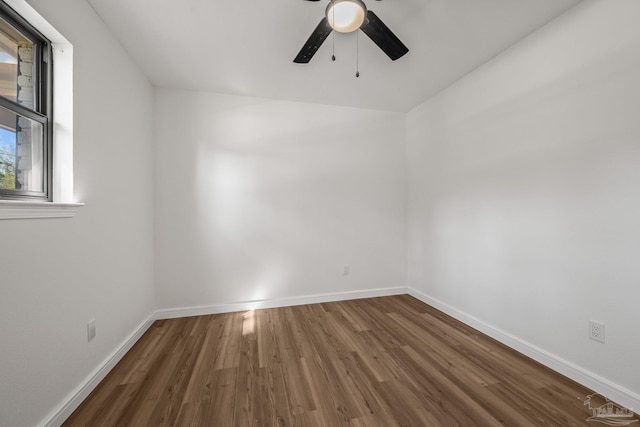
[86, 0, 582, 112]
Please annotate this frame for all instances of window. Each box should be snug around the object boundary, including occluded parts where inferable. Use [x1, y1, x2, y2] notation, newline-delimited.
[0, 1, 51, 201]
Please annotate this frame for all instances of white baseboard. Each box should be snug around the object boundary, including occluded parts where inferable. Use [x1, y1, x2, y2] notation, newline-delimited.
[155, 287, 407, 319]
[407, 287, 640, 412]
[41, 313, 156, 427]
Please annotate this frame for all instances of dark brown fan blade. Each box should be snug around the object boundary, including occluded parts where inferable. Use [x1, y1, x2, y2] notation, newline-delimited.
[360, 10, 408, 61]
[294, 17, 333, 63]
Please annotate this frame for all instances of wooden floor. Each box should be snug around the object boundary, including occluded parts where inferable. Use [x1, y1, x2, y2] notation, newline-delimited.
[64, 295, 627, 426]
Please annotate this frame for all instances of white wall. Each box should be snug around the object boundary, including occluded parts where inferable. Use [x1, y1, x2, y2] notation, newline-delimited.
[407, 0, 640, 404]
[154, 89, 407, 310]
[0, 1, 155, 426]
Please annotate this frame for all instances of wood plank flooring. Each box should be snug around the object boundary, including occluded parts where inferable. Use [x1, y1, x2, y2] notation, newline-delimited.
[63, 295, 633, 426]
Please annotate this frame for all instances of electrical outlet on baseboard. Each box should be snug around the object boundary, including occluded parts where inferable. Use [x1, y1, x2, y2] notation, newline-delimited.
[589, 320, 605, 343]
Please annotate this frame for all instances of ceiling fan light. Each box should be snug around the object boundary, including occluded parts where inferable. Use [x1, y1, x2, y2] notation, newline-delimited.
[326, 0, 367, 33]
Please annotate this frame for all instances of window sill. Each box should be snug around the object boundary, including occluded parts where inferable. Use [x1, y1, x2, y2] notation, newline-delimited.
[0, 200, 84, 220]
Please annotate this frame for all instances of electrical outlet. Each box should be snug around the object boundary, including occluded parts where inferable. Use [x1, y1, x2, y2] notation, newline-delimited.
[87, 319, 96, 342]
[343, 265, 350, 275]
[589, 320, 605, 343]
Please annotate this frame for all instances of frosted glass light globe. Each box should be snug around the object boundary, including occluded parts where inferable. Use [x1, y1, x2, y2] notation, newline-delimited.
[326, 0, 367, 33]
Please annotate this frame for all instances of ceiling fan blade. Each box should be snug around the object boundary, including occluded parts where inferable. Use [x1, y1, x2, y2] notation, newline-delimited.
[360, 10, 408, 61]
[294, 17, 333, 63]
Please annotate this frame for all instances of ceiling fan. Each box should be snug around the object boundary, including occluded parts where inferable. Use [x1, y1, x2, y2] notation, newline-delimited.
[293, 0, 409, 64]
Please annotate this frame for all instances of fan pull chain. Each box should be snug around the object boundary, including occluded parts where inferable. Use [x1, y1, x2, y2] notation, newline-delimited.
[355, 31, 360, 77]
[331, 7, 336, 61]
[332, 32, 335, 61]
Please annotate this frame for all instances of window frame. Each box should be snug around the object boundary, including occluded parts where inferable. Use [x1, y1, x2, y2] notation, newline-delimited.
[0, 0, 52, 201]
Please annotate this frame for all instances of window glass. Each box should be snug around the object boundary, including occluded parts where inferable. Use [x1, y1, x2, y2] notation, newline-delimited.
[0, 15, 34, 107]
[0, 106, 43, 192]
[0, 2, 50, 200]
